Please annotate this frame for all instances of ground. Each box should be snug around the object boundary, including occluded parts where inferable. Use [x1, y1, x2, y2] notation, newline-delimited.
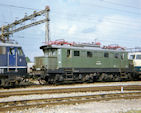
[8, 99, 141, 113]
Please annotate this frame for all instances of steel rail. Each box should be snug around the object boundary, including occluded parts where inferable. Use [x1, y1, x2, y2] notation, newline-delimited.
[0, 91, 141, 112]
[0, 85, 141, 98]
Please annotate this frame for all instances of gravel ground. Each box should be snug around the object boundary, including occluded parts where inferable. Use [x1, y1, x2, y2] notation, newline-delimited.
[1, 81, 141, 113]
[1, 91, 138, 102]
[6, 99, 141, 113]
[0, 81, 141, 92]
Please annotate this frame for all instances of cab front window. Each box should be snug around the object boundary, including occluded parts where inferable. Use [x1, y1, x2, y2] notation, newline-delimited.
[44, 49, 57, 56]
[136, 55, 141, 60]
[129, 55, 135, 60]
[17, 48, 24, 56]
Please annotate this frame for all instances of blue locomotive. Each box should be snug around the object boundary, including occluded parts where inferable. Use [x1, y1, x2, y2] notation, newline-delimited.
[0, 42, 27, 86]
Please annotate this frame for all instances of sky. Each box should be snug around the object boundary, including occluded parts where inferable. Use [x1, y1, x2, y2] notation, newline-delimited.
[0, 0, 141, 61]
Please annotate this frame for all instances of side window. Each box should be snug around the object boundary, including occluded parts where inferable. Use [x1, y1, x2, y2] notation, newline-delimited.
[115, 53, 119, 59]
[87, 51, 92, 57]
[9, 48, 15, 55]
[17, 48, 23, 56]
[74, 51, 80, 56]
[121, 53, 124, 60]
[0, 47, 6, 54]
[67, 50, 71, 57]
[104, 52, 109, 58]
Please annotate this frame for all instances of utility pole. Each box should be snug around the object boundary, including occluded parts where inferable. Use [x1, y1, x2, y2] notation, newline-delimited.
[45, 6, 50, 44]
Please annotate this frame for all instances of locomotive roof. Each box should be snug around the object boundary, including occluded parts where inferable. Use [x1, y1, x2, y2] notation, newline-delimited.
[128, 52, 141, 55]
[0, 42, 21, 47]
[40, 45, 127, 53]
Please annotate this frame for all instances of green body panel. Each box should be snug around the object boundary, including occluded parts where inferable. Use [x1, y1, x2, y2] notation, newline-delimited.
[34, 46, 129, 70]
[34, 56, 57, 69]
[60, 48, 128, 69]
[47, 57, 57, 69]
[34, 56, 48, 68]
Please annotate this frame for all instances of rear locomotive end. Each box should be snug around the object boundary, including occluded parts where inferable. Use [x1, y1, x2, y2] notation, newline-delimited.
[32, 46, 58, 84]
[0, 42, 27, 86]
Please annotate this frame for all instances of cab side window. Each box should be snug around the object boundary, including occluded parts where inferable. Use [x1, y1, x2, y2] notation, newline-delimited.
[9, 48, 15, 55]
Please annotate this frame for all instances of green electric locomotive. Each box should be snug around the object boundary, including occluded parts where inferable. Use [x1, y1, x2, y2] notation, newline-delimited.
[32, 42, 135, 84]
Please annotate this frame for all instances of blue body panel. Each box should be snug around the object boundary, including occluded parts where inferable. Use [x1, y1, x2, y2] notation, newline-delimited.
[17, 56, 27, 66]
[0, 45, 27, 74]
[135, 66, 141, 72]
[7, 47, 16, 66]
[0, 55, 7, 66]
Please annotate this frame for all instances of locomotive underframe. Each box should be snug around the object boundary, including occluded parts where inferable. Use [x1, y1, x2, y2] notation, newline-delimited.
[0, 68, 27, 86]
[34, 67, 136, 84]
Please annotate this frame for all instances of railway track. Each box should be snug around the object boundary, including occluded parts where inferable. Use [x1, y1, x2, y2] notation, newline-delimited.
[0, 84, 141, 112]
[0, 85, 141, 98]
[0, 91, 141, 112]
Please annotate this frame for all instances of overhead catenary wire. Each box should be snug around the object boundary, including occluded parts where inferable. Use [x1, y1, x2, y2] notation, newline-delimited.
[0, 3, 40, 11]
[52, 34, 141, 46]
[0, 2, 140, 44]
[0, 2, 141, 16]
[82, 2, 141, 16]
[0, 2, 141, 27]
[1, 13, 141, 32]
[102, 0, 141, 10]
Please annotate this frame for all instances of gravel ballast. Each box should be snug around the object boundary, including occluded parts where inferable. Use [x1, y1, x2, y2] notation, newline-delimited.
[0, 81, 141, 92]
[6, 99, 141, 113]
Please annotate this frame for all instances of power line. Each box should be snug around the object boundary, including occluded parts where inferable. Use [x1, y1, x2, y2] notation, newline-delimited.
[67, 1, 141, 16]
[0, 15, 140, 35]
[0, 2, 141, 29]
[50, 17, 141, 31]
[0, 3, 140, 29]
[86, 2, 141, 16]
[0, 3, 40, 11]
[53, 34, 141, 45]
[0, 2, 141, 16]
[103, 0, 141, 10]
[1, 15, 140, 32]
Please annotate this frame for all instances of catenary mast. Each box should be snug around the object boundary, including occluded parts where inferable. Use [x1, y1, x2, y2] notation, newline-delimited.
[0, 6, 50, 43]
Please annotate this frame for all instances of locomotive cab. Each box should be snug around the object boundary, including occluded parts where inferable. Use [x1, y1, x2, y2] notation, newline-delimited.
[128, 52, 141, 73]
[34, 47, 58, 70]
